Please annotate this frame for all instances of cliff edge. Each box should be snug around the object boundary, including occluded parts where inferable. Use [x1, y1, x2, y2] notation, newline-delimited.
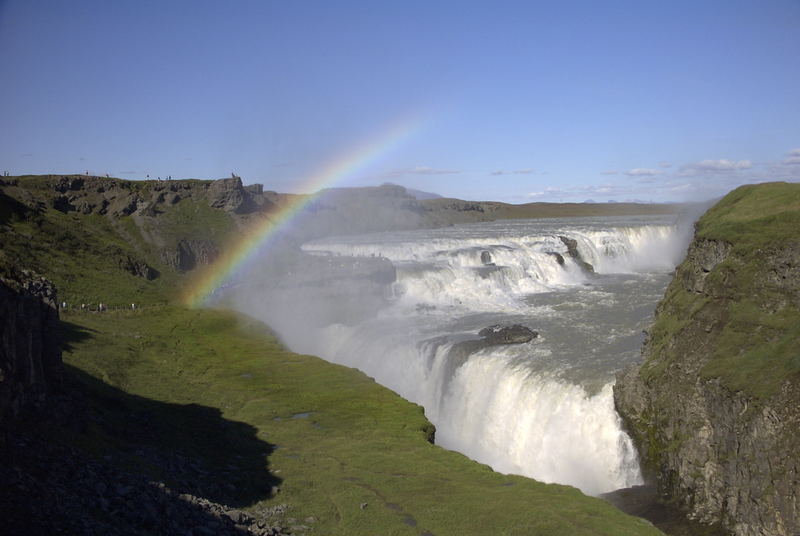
[0, 267, 62, 424]
[614, 182, 800, 535]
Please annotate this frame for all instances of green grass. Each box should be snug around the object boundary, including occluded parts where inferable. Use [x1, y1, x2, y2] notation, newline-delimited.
[140, 197, 237, 248]
[0, 205, 177, 305]
[60, 307, 661, 536]
[0, 176, 236, 306]
[696, 182, 800, 246]
[701, 301, 800, 398]
[640, 182, 800, 399]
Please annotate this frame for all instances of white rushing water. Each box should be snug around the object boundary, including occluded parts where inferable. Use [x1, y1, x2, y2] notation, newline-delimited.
[236, 215, 692, 496]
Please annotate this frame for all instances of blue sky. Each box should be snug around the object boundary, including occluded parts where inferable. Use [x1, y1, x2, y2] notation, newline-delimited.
[1, 1, 799, 202]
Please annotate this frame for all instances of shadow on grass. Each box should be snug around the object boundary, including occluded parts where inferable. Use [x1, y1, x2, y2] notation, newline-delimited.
[60, 319, 96, 351]
[56, 316, 282, 509]
[61, 363, 282, 509]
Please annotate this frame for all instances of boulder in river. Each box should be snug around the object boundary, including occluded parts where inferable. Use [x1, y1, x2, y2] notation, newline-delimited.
[546, 251, 566, 266]
[478, 324, 538, 345]
[558, 236, 594, 272]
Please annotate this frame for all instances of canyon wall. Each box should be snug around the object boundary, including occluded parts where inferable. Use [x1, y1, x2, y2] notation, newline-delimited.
[615, 183, 800, 536]
[0, 269, 62, 424]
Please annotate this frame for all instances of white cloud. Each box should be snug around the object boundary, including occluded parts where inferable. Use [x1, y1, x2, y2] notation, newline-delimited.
[680, 159, 752, 175]
[492, 168, 535, 176]
[782, 148, 800, 165]
[624, 168, 661, 177]
[410, 166, 461, 175]
[669, 183, 693, 192]
[385, 166, 461, 178]
[659, 161, 672, 168]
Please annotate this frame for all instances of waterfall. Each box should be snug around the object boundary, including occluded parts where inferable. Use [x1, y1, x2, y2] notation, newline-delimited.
[236, 216, 691, 495]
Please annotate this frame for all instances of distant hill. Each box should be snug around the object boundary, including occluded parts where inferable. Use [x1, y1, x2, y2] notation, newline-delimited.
[380, 182, 442, 200]
[405, 187, 443, 200]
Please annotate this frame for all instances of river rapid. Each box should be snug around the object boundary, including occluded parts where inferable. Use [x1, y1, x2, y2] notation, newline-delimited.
[236, 215, 692, 496]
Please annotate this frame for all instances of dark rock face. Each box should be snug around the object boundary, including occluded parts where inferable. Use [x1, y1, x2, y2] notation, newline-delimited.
[558, 236, 594, 272]
[54, 176, 85, 192]
[161, 239, 219, 272]
[118, 255, 160, 280]
[51, 194, 76, 213]
[614, 235, 800, 536]
[478, 324, 538, 345]
[245, 183, 264, 196]
[207, 177, 255, 214]
[547, 251, 566, 266]
[680, 238, 731, 295]
[0, 269, 62, 423]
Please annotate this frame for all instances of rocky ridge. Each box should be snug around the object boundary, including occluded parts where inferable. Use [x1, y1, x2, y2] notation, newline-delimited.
[0, 175, 282, 279]
[614, 183, 800, 536]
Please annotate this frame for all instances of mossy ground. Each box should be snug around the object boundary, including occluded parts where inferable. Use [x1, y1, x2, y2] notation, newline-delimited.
[59, 306, 661, 536]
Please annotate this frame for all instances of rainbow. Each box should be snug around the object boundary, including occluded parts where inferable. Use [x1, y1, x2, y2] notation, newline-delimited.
[183, 117, 422, 308]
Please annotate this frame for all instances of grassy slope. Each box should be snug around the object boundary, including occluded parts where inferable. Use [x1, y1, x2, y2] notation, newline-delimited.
[0, 176, 241, 306]
[61, 307, 660, 536]
[1, 176, 174, 305]
[0, 207, 177, 305]
[642, 182, 800, 398]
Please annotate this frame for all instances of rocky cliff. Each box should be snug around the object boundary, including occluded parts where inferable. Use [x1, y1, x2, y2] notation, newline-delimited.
[614, 182, 800, 536]
[0, 268, 62, 424]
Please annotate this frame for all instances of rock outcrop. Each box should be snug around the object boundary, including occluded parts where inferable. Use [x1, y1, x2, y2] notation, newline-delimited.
[559, 236, 594, 272]
[478, 324, 538, 345]
[207, 176, 256, 214]
[0, 269, 62, 423]
[614, 183, 800, 536]
[118, 255, 160, 280]
[6, 174, 269, 220]
[161, 239, 219, 272]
